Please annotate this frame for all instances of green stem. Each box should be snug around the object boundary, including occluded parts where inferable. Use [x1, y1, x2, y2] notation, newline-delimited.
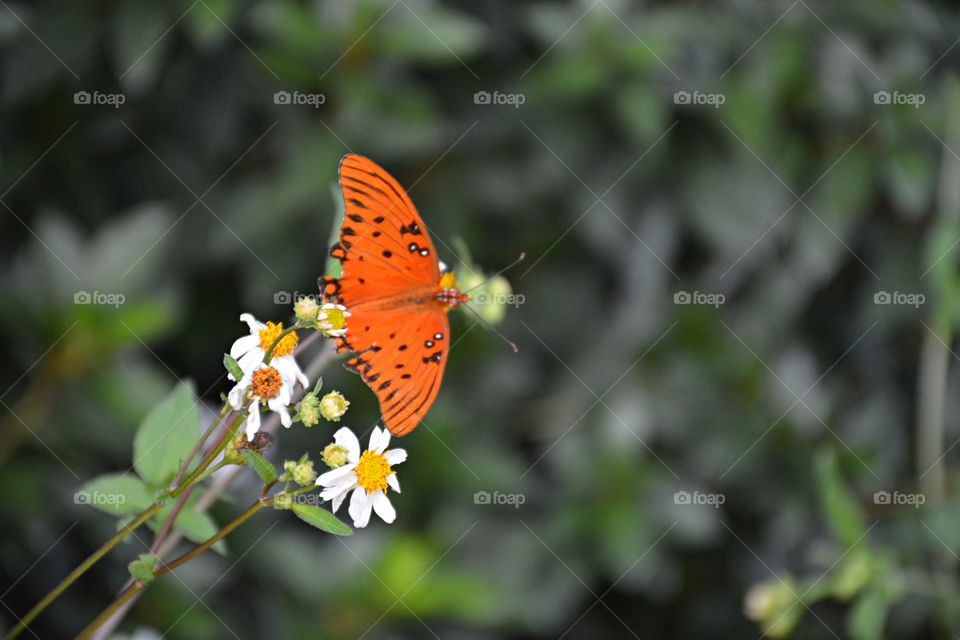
[263, 325, 299, 363]
[170, 413, 243, 498]
[170, 402, 231, 488]
[2, 503, 160, 640]
[76, 500, 268, 640]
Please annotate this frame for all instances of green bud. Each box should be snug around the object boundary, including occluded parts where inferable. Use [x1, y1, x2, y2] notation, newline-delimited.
[296, 393, 322, 427]
[128, 553, 159, 584]
[294, 296, 320, 323]
[322, 442, 349, 469]
[744, 579, 802, 638]
[274, 493, 293, 510]
[319, 391, 350, 421]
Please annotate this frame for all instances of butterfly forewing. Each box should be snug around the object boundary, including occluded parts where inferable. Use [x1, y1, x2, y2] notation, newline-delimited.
[323, 153, 451, 436]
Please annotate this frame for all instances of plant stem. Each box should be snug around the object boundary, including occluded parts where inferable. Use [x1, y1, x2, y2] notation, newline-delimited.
[86, 339, 336, 640]
[2, 503, 160, 640]
[76, 500, 268, 640]
[171, 402, 231, 488]
[170, 413, 242, 498]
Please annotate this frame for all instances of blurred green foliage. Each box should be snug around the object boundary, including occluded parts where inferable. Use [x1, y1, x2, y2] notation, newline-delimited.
[3, 0, 960, 638]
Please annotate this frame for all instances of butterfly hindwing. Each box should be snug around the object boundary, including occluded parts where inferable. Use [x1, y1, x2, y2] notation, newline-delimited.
[343, 307, 450, 436]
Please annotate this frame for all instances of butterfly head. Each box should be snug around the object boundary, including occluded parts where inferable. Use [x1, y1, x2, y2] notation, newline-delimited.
[437, 271, 469, 309]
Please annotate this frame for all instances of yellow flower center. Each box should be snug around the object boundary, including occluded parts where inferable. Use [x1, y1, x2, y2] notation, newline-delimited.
[249, 366, 283, 400]
[258, 321, 298, 357]
[439, 271, 458, 290]
[324, 307, 347, 330]
[355, 450, 393, 493]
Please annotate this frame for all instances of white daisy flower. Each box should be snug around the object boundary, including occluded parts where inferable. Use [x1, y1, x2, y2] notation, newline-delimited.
[318, 303, 351, 338]
[228, 363, 296, 440]
[229, 313, 308, 387]
[316, 426, 406, 527]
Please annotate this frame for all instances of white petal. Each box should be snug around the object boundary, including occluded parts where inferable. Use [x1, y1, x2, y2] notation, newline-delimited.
[244, 403, 261, 440]
[334, 427, 361, 463]
[384, 448, 407, 465]
[349, 487, 373, 528]
[239, 313, 264, 333]
[227, 383, 246, 410]
[317, 464, 357, 487]
[331, 490, 348, 513]
[273, 356, 309, 390]
[229, 334, 259, 360]
[387, 473, 401, 493]
[371, 491, 396, 524]
[370, 426, 391, 454]
[237, 350, 263, 376]
[277, 404, 292, 428]
[321, 477, 356, 508]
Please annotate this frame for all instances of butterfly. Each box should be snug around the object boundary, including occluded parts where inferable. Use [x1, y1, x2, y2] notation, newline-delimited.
[321, 154, 468, 436]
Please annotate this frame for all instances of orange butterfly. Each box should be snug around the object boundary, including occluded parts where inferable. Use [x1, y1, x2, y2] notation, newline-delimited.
[321, 154, 468, 436]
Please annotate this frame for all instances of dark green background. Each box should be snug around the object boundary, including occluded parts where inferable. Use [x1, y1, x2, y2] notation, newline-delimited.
[2, 0, 960, 638]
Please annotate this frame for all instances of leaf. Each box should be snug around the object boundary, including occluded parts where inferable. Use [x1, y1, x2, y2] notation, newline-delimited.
[292, 503, 352, 536]
[77, 474, 153, 516]
[223, 353, 244, 381]
[133, 381, 200, 486]
[128, 553, 158, 583]
[814, 448, 867, 548]
[242, 449, 278, 484]
[848, 589, 891, 640]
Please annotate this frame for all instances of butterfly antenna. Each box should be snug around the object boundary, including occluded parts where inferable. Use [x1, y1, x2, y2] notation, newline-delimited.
[460, 302, 519, 353]
[462, 252, 527, 295]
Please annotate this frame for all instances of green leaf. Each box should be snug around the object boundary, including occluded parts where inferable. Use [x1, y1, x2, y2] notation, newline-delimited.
[242, 449, 278, 484]
[814, 448, 867, 548]
[77, 474, 153, 516]
[133, 381, 200, 486]
[128, 553, 159, 583]
[292, 503, 352, 536]
[223, 353, 244, 381]
[848, 589, 892, 640]
[312, 376, 323, 396]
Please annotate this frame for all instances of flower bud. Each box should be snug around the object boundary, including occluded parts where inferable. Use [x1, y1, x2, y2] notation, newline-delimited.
[320, 391, 350, 421]
[294, 296, 320, 323]
[296, 393, 321, 427]
[322, 443, 349, 468]
[283, 459, 317, 486]
[744, 579, 802, 638]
